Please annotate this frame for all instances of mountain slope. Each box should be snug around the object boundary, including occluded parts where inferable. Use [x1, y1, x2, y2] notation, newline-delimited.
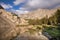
[0, 6, 19, 40]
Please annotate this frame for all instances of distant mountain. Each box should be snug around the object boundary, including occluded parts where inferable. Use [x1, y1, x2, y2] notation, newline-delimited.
[19, 9, 59, 19]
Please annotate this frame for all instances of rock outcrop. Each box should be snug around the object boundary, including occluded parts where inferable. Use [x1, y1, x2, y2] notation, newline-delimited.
[0, 6, 20, 40]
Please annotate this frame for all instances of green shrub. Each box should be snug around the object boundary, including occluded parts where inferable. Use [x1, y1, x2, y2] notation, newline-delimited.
[43, 26, 60, 40]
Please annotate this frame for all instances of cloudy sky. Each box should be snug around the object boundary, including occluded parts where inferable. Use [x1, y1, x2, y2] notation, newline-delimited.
[0, 0, 60, 14]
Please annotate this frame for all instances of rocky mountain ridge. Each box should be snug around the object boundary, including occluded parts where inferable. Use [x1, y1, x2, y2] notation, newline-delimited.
[19, 8, 59, 19]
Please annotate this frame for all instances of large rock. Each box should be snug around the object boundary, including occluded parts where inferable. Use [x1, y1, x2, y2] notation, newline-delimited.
[0, 9, 20, 40]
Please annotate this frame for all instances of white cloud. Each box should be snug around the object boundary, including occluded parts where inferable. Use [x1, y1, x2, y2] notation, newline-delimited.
[13, 0, 60, 9]
[22, 0, 60, 9]
[17, 0, 60, 11]
[0, 3, 13, 9]
[11, 9, 29, 14]
[13, 0, 26, 5]
[27, 0, 40, 7]
[16, 10, 29, 14]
